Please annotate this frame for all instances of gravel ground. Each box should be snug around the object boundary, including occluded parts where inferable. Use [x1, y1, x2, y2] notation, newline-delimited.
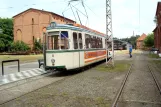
[149, 58, 161, 95]
[0, 51, 161, 107]
[0, 60, 131, 107]
[119, 53, 161, 107]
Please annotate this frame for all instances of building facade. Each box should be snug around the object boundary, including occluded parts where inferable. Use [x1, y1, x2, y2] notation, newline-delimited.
[136, 33, 147, 49]
[153, 2, 161, 52]
[13, 8, 76, 48]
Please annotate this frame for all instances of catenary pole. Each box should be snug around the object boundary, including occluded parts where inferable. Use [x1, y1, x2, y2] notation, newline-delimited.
[106, 0, 114, 66]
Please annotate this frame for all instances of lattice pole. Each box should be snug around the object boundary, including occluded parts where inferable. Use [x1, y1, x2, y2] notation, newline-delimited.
[106, 0, 114, 67]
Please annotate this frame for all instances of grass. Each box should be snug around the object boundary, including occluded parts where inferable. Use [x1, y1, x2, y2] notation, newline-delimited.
[149, 60, 161, 73]
[150, 60, 161, 65]
[94, 60, 131, 72]
[115, 50, 142, 54]
[0, 54, 43, 64]
[148, 53, 159, 58]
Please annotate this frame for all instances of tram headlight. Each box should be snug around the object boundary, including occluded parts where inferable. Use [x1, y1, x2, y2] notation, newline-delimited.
[51, 59, 55, 65]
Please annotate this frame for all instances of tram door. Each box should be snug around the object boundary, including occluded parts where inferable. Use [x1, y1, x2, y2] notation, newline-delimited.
[78, 33, 83, 67]
[73, 32, 83, 68]
[73, 32, 80, 68]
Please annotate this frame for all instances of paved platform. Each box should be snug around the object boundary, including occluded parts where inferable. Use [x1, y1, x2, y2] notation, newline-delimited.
[0, 68, 47, 86]
[0, 62, 39, 76]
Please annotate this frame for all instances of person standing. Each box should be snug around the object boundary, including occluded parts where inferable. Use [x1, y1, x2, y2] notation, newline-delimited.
[129, 46, 133, 58]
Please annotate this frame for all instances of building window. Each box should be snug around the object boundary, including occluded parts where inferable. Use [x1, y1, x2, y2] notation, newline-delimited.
[16, 29, 22, 41]
[32, 18, 34, 25]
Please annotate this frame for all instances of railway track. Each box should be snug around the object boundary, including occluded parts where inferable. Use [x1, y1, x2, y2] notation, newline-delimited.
[0, 71, 65, 105]
[111, 63, 133, 107]
[111, 63, 161, 107]
[0, 60, 107, 105]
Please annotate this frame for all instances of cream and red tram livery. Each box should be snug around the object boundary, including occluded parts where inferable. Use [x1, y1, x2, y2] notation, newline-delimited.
[44, 22, 112, 71]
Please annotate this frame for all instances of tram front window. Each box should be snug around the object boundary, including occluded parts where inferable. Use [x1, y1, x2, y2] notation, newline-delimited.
[47, 31, 69, 50]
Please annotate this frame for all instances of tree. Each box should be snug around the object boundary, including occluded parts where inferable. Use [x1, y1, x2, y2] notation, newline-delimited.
[144, 33, 154, 47]
[0, 18, 13, 38]
[153, 16, 157, 24]
[10, 41, 30, 52]
[120, 35, 140, 48]
[0, 33, 12, 52]
[0, 18, 13, 52]
[33, 40, 43, 51]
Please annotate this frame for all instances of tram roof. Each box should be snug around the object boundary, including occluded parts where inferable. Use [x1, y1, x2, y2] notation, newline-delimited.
[46, 22, 106, 37]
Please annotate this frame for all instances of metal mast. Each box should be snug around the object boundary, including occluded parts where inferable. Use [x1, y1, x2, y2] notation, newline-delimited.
[106, 0, 114, 66]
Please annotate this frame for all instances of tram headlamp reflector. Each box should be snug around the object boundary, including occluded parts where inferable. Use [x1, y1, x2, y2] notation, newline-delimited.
[51, 59, 55, 63]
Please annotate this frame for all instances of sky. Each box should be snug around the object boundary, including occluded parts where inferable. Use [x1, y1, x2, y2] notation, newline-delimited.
[0, 0, 159, 38]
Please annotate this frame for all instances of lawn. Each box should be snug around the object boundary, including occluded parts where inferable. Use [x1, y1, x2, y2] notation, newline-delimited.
[0, 54, 43, 63]
[115, 50, 142, 54]
[93, 60, 131, 72]
[148, 53, 159, 58]
[150, 60, 161, 73]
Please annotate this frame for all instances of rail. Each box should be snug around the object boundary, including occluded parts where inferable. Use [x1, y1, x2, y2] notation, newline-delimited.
[1, 59, 20, 76]
[148, 65, 161, 95]
[112, 64, 133, 107]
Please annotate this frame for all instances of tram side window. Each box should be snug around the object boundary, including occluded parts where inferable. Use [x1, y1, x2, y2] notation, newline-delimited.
[85, 34, 91, 49]
[97, 37, 99, 48]
[61, 31, 69, 49]
[73, 32, 78, 49]
[99, 37, 102, 48]
[101, 38, 103, 48]
[79, 33, 83, 49]
[96, 37, 99, 48]
[94, 36, 96, 48]
[91, 36, 94, 48]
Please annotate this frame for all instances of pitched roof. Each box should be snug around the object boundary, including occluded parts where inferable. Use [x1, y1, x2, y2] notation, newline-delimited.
[137, 33, 147, 41]
[12, 8, 75, 23]
[153, 26, 157, 32]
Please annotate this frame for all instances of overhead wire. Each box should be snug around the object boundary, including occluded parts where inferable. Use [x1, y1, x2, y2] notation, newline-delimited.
[62, 0, 89, 25]
[0, 0, 66, 10]
[69, 2, 77, 22]
[81, 0, 88, 26]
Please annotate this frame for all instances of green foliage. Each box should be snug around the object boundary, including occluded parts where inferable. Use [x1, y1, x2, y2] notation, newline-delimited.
[33, 40, 42, 51]
[148, 53, 159, 58]
[144, 33, 154, 47]
[154, 16, 157, 24]
[10, 41, 30, 52]
[0, 18, 13, 38]
[0, 33, 12, 52]
[0, 40, 5, 51]
[120, 35, 140, 48]
[0, 18, 13, 52]
[94, 60, 131, 72]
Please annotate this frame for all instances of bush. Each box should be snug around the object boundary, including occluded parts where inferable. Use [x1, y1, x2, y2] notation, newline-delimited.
[33, 40, 42, 51]
[0, 40, 5, 51]
[0, 33, 13, 52]
[10, 41, 30, 52]
[144, 33, 154, 47]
